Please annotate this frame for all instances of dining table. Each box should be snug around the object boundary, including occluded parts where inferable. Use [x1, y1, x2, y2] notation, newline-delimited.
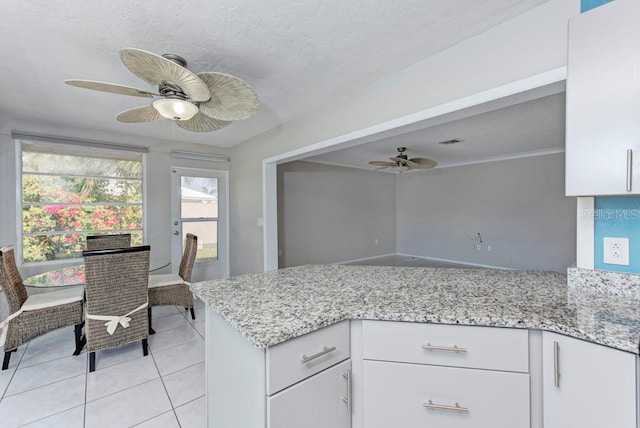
[23, 257, 171, 288]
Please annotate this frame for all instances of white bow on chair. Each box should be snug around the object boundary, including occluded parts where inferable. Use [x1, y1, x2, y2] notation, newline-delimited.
[86, 301, 148, 335]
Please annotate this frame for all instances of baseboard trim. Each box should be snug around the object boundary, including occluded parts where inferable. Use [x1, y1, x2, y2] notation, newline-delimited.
[333, 253, 398, 265]
[395, 253, 512, 270]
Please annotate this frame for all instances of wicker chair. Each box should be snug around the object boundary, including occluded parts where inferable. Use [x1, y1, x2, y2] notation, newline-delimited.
[0, 246, 85, 370]
[86, 234, 131, 251]
[83, 245, 150, 372]
[148, 234, 198, 334]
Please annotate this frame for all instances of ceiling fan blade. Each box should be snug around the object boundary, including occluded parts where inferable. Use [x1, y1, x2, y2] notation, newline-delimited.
[119, 48, 210, 102]
[369, 161, 396, 167]
[390, 157, 407, 163]
[116, 105, 163, 123]
[65, 80, 156, 98]
[176, 112, 231, 132]
[197, 72, 259, 121]
[404, 159, 418, 167]
[409, 157, 438, 169]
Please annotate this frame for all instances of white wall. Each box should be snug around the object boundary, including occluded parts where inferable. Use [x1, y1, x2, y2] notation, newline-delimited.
[230, 0, 580, 275]
[0, 119, 229, 280]
[277, 161, 396, 267]
[396, 153, 576, 272]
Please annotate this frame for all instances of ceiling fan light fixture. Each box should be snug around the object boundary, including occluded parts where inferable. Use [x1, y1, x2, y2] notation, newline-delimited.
[152, 98, 198, 121]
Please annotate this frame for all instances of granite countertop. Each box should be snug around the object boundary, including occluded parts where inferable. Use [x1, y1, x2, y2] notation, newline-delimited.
[190, 264, 640, 354]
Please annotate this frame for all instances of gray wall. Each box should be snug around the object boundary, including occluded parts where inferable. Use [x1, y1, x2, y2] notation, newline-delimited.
[277, 161, 396, 267]
[396, 153, 576, 272]
[229, 0, 579, 275]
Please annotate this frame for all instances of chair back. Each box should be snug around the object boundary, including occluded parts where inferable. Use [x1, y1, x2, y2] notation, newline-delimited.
[0, 246, 28, 314]
[86, 234, 132, 251]
[179, 234, 198, 282]
[83, 245, 150, 351]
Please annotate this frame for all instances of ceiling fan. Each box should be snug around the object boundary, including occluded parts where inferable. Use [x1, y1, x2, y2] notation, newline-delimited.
[368, 147, 437, 172]
[65, 48, 259, 132]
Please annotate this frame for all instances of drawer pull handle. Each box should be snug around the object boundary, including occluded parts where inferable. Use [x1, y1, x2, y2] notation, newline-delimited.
[423, 400, 469, 413]
[301, 346, 336, 364]
[421, 343, 467, 353]
[340, 369, 352, 413]
[553, 341, 561, 388]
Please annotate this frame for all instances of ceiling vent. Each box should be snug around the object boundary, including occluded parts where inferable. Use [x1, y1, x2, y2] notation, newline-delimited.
[438, 138, 463, 145]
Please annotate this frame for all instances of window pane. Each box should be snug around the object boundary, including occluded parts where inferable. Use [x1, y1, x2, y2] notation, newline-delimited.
[23, 205, 143, 232]
[23, 233, 85, 262]
[23, 175, 142, 203]
[21, 141, 144, 264]
[183, 221, 217, 261]
[181, 176, 218, 218]
[22, 231, 143, 263]
[26, 266, 85, 287]
[22, 150, 142, 178]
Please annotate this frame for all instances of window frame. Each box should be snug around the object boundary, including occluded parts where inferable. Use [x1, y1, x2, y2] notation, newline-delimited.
[15, 138, 147, 266]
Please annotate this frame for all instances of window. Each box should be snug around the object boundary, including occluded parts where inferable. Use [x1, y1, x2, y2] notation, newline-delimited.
[179, 175, 218, 261]
[19, 140, 145, 263]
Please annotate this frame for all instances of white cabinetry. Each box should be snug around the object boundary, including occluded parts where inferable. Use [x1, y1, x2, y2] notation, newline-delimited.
[266, 321, 351, 428]
[268, 360, 351, 428]
[206, 309, 351, 428]
[565, 0, 640, 195]
[542, 332, 637, 428]
[364, 360, 529, 428]
[361, 321, 530, 428]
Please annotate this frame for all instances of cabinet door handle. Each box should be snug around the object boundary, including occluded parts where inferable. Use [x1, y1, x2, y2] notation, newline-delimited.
[553, 341, 561, 388]
[423, 399, 469, 413]
[341, 369, 352, 413]
[627, 149, 633, 192]
[421, 343, 467, 353]
[301, 346, 336, 364]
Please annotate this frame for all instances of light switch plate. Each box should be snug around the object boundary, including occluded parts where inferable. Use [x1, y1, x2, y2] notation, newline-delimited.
[603, 237, 629, 265]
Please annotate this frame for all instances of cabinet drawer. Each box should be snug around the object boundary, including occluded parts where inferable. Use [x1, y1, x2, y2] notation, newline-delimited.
[268, 360, 351, 428]
[266, 321, 350, 394]
[362, 321, 528, 372]
[364, 360, 530, 428]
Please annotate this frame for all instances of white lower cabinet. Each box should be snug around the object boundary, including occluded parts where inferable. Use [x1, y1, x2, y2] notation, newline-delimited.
[542, 332, 637, 428]
[268, 359, 352, 428]
[363, 360, 529, 428]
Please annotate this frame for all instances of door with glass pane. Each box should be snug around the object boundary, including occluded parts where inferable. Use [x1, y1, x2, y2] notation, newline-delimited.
[171, 167, 228, 281]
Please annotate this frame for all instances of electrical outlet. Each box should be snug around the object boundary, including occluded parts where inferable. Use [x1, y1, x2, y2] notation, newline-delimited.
[603, 237, 630, 265]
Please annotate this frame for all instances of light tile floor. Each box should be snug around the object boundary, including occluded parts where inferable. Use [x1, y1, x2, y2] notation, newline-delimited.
[0, 298, 207, 428]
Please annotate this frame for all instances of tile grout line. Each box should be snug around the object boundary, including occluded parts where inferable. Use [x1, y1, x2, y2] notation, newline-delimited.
[4, 363, 87, 398]
[149, 341, 182, 427]
[84, 350, 89, 428]
[0, 345, 27, 402]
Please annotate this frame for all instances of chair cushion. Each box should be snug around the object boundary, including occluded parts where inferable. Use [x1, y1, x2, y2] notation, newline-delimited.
[148, 273, 186, 288]
[22, 286, 84, 311]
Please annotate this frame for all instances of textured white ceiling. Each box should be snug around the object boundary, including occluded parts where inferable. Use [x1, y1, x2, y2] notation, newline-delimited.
[0, 0, 550, 148]
[304, 92, 566, 171]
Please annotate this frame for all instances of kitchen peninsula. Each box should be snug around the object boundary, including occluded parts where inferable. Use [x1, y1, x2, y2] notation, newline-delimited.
[191, 265, 640, 428]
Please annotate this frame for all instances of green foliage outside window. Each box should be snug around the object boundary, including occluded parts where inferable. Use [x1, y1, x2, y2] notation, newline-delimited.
[21, 144, 144, 263]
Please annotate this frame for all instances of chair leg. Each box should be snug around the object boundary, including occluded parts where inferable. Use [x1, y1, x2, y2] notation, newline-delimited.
[190, 307, 196, 320]
[142, 338, 149, 357]
[148, 307, 156, 335]
[89, 352, 96, 372]
[73, 323, 86, 356]
[2, 351, 12, 370]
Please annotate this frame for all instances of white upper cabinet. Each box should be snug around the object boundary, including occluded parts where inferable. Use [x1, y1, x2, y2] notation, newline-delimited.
[566, 0, 640, 195]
